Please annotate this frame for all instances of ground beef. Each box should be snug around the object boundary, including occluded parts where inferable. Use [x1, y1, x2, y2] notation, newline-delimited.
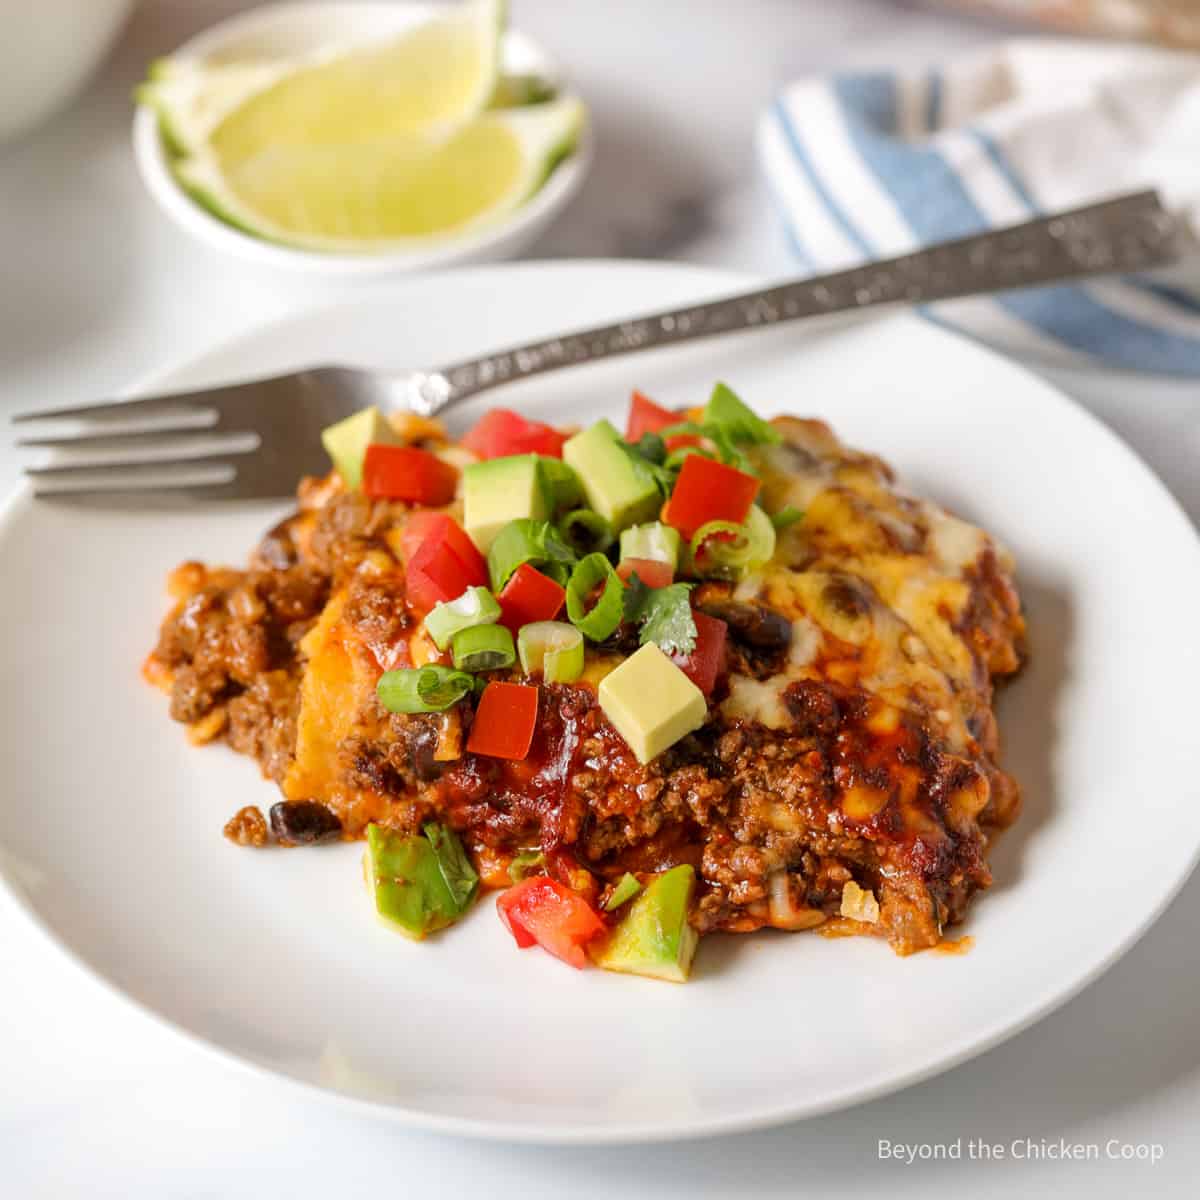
[148, 562, 326, 773]
[224, 806, 269, 847]
[226, 670, 301, 784]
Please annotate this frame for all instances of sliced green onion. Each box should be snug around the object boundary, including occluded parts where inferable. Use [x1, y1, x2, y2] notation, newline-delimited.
[540, 560, 571, 587]
[537, 457, 583, 512]
[605, 872, 642, 910]
[558, 508, 614, 556]
[509, 849, 545, 883]
[702, 381, 781, 445]
[487, 518, 576, 592]
[451, 623, 516, 672]
[619, 521, 682, 571]
[517, 620, 585, 683]
[377, 666, 474, 714]
[663, 444, 713, 472]
[423, 586, 501, 651]
[422, 822, 479, 911]
[565, 553, 626, 641]
[690, 505, 776, 578]
[770, 505, 804, 531]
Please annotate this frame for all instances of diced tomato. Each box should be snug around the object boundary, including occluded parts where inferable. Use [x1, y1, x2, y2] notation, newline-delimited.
[461, 408, 566, 460]
[616, 557, 674, 589]
[626, 390, 702, 452]
[625, 390, 679, 441]
[497, 563, 566, 632]
[467, 681, 540, 760]
[496, 877, 605, 969]
[406, 538, 486, 614]
[362, 444, 459, 505]
[662, 455, 760, 541]
[398, 513, 487, 579]
[671, 610, 728, 695]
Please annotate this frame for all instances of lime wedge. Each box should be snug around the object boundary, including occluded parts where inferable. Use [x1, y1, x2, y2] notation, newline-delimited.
[140, 0, 505, 160]
[140, 57, 558, 159]
[138, 59, 291, 157]
[176, 96, 584, 252]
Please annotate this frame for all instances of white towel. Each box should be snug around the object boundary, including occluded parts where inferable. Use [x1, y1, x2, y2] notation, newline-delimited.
[758, 40, 1200, 374]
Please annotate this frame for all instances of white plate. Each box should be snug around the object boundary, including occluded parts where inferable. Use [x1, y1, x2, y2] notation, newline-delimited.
[3, 261, 1199, 1144]
[132, 3, 592, 276]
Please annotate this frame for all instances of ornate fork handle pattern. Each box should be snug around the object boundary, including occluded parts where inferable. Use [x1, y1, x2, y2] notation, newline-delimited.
[403, 190, 1191, 416]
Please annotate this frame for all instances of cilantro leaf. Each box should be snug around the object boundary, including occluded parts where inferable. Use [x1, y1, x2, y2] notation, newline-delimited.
[703, 382, 780, 446]
[631, 432, 668, 463]
[618, 438, 678, 498]
[422, 823, 480, 912]
[487, 518, 576, 591]
[622, 570, 651, 624]
[626, 581, 697, 655]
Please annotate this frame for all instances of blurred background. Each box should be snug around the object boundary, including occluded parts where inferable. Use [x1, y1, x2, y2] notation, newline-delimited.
[6, 0, 1199, 507]
[933, 0, 1200, 45]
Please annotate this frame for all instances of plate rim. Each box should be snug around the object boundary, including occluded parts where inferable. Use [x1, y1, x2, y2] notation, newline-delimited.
[4, 257, 1200, 1144]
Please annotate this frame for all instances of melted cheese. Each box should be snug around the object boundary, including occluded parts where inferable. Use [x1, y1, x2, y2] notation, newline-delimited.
[716, 417, 1021, 755]
[721, 675, 793, 729]
[285, 591, 363, 802]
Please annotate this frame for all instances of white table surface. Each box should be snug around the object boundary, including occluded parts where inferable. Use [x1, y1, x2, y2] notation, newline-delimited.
[4, 1, 1200, 1195]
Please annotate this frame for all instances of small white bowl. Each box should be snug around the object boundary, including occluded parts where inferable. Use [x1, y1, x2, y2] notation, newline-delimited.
[0, 0, 136, 143]
[131, 2, 591, 276]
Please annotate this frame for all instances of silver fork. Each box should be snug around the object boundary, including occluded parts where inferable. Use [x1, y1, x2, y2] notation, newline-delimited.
[12, 190, 1194, 503]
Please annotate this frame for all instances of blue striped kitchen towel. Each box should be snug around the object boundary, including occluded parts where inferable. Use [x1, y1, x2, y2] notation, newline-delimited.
[758, 39, 1200, 374]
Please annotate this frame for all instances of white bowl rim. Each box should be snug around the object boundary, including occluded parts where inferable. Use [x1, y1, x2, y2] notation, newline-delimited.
[131, 1, 592, 276]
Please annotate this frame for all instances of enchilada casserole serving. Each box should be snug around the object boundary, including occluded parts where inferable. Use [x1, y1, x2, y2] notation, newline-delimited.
[145, 384, 1024, 980]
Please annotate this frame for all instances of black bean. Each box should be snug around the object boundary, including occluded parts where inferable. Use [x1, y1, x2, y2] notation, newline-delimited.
[406, 722, 443, 783]
[269, 800, 343, 845]
[698, 600, 792, 651]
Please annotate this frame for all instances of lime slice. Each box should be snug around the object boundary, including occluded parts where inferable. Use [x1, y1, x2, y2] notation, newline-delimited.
[139, 0, 505, 160]
[176, 96, 584, 252]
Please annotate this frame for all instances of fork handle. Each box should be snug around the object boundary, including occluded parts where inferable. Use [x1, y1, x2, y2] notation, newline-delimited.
[403, 190, 1193, 415]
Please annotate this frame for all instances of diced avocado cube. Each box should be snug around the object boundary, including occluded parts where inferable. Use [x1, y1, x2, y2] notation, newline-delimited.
[562, 420, 661, 532]
[537, 456, 584, 512]
[321, 406, 400, 490]
[619, 521, 681, 572]
[598, 643, 707, 764]
[592, 865, 699, 982]
[463, 454, 549, 553]
[363, 824, 467, 940]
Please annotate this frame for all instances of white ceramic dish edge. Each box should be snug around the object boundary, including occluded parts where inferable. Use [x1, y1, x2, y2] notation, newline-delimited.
[3, 262, 1200, 1144]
